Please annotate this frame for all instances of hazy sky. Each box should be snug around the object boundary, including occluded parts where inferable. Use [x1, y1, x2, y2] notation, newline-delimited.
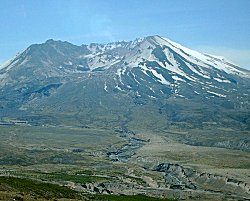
[1, 0, 250, 69]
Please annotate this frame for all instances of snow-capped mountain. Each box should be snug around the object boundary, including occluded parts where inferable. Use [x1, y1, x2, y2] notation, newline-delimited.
[0, 35, 249, 129]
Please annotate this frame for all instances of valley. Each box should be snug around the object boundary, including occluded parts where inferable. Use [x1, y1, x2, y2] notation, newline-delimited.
[0, 124, 249, 200]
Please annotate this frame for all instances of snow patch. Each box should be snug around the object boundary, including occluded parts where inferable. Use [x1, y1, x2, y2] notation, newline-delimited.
[214, 77, 231, 83]
[148, 95, 156, 99]
[172, 75, 186, 82]
[104, 82, 108, 92]
[115, 85, 125, 92]
[207, 90, 226, 98]
[131, 72, 141, 85]
[184, 62, 210, 79]
[116, 67, 127, 85]
[64, 61, 73, 65]
[149, 68, 171, 85]
[176, 94, 185, 98]
[136, 91, 141, 97]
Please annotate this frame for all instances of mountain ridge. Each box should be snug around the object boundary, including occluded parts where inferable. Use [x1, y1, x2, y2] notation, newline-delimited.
[1, 35, 250, 76]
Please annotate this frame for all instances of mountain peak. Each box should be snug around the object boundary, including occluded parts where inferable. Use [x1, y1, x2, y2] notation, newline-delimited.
[44, 39, 74, 46]
[145, 35, 162, 40]
[45, 39, 56, 43]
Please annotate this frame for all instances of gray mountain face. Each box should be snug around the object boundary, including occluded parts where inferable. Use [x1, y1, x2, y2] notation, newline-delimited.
[0, 35, 249, 130]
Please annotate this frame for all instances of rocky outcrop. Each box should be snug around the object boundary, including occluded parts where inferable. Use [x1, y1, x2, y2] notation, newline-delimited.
[154, 163, 250, 198]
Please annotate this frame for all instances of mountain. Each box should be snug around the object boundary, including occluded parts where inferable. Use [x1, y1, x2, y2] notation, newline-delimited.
[1, 35, 250, 200]
[0, 35, 250, 131]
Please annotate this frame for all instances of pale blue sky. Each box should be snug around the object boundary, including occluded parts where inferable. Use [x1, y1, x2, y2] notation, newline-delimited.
[1, 0, 250, 69]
